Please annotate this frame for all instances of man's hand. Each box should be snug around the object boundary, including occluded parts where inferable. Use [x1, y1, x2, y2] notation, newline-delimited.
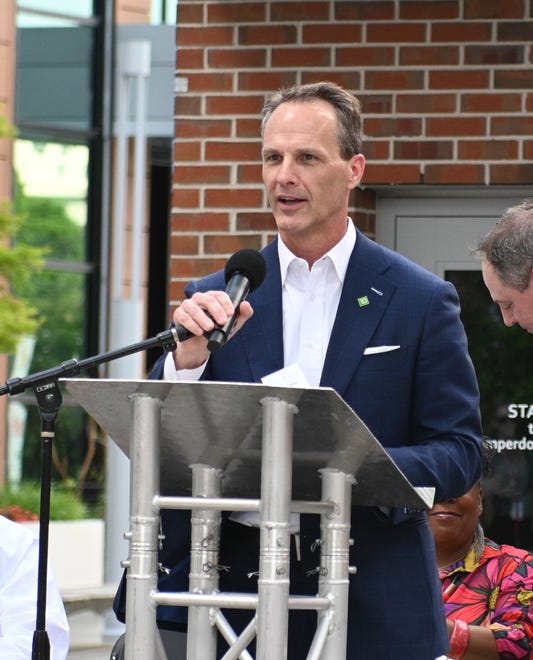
[171, 291, 254, 370]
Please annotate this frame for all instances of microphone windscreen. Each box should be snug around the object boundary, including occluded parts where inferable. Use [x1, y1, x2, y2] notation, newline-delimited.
[224, 249, 267, 292]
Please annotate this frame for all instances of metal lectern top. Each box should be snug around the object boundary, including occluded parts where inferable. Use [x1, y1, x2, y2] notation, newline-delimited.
[64, 378, 430, 508]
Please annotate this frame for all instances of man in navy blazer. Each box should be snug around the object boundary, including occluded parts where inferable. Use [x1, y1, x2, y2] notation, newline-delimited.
[116, 82, 482, 659]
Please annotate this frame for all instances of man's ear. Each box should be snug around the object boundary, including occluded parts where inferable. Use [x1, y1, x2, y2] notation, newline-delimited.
[348, 153, 365, 190]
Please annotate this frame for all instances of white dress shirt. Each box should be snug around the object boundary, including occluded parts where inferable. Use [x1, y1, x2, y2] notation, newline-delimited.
[164, 219, 356, 383]
[0, 515, 69, 660]
[278, 219, 355, 386]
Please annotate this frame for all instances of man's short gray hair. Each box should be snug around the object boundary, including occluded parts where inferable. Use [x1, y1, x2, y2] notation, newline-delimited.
[261, 81, 363, 160]
[476, 199, 533, 291]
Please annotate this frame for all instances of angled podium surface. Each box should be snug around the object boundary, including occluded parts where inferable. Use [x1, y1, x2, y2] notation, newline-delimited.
[64, 378, 429, 507]
[64, 378, 431, 660]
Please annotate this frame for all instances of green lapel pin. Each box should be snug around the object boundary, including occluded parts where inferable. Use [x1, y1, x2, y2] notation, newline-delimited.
[357, 296, 370, 307]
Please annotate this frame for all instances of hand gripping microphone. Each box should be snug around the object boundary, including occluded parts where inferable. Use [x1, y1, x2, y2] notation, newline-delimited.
[206, 248, 267, 352]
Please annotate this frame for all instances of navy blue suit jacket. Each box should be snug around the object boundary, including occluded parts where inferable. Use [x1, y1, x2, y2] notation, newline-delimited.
[116, 228, 482, 659]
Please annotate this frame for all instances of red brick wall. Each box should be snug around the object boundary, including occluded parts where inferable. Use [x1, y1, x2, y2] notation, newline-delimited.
[170, 0, 533, 303]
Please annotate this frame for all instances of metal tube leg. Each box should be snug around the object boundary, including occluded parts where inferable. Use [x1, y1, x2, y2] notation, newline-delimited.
[317, 468, 354, 660]
[124, 394, 163, 660]
[256, 397, 298, 660]
[187, 464, 223, 660]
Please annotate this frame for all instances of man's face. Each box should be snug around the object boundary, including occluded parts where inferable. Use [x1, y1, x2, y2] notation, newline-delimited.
[482, 260, 533, 332]
[261, 99, 365, 257]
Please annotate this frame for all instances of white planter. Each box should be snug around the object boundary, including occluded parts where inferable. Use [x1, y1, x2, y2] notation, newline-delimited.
[23, 519, 105, 591]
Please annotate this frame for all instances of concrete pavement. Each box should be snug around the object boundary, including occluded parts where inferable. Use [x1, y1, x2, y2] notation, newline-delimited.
[65, 608, 122, 660]
[68, 642, 115, 660]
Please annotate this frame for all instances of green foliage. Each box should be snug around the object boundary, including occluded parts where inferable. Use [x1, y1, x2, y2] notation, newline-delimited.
[6, 127, 104, 511]
[0, 201, 44, 353]
[14, 194, 84, 260]
[0, 114, 15, 139]
[12, 178, 104, 508]
[0, 116, 44, 355]
[14, 191, 85, 369]
[0, 296, 38, 355]
[14, 196, 91, 489]
[0, 482, 87, 520]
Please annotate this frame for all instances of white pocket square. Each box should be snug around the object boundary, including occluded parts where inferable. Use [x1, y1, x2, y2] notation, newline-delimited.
[363, 345, 400, 355]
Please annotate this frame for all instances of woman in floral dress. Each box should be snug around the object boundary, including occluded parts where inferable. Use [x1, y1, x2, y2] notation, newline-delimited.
[429, 449, 533, 660]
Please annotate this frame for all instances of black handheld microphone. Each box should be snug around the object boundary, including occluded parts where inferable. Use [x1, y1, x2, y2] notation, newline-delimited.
[171, 248, 267, 352]
[206, 248, 267, 352]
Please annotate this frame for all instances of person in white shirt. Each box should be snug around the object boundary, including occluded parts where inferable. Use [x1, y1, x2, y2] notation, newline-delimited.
[0, 514, 69, 659]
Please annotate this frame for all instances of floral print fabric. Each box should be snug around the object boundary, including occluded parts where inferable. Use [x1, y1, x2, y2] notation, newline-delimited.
[441, 537, 533, 659]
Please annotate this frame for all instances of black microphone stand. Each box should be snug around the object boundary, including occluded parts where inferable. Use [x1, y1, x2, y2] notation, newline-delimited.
[0, 328, 179, 660]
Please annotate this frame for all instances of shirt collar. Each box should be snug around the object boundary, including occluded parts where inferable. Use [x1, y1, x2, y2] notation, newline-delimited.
[277, 219, 356, 285]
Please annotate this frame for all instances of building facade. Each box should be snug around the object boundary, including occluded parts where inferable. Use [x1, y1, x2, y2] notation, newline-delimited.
[1, 0, 533, 561]
[171, 0, 533, 550]
[170, 0, 533, 299]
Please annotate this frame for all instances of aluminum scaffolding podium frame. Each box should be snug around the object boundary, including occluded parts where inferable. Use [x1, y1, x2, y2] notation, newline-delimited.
[65, 378, 432, 660]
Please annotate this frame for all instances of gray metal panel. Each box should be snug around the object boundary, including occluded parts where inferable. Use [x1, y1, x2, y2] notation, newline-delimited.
[64, 378, 426, 508]
[16, 27, 93, 129]
[376, 195, 529, 276]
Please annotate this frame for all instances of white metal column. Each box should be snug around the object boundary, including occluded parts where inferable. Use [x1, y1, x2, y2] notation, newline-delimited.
[104, 38, 152, 640]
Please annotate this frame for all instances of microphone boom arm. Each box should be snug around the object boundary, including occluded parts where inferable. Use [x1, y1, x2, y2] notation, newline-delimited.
[0, 327, 179, 397]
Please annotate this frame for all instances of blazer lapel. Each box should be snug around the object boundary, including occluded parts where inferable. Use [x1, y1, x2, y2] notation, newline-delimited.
[320, 231, 397, 395]
[237, 233, 397, 390]
[239, 240, 285, 382]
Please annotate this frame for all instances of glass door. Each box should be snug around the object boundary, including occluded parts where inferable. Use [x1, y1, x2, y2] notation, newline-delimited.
[447, 269, 533, 549]
[377, 193, 533, 551]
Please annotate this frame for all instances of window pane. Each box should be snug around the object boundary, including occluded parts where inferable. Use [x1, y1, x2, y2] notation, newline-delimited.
[12, 138, 89, 374]
[14, 139, 88, 232]
[151, 0, 177, 25]
[16, 25, 94, 129]
[17, 270, 86, 370]
[9, 0, 105, 515]
[17, 1, 93, 21]
[8, 139, 101, 505]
